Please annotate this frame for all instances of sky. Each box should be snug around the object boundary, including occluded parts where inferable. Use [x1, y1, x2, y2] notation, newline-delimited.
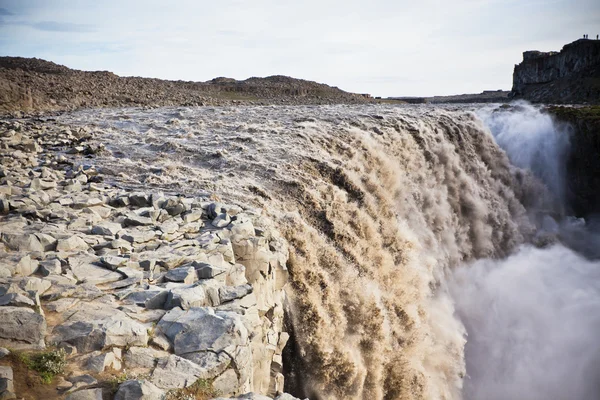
[0, 0, 599, 97]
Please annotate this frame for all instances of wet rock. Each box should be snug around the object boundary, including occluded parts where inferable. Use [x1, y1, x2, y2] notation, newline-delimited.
[0, 306, 46, 350]
[114, 379, 166, 400]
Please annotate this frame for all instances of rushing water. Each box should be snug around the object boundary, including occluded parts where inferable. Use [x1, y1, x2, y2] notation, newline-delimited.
[54, 103, 600, 399]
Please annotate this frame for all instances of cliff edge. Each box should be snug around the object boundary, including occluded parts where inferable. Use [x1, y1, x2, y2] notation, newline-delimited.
[511, 39, 600, 104]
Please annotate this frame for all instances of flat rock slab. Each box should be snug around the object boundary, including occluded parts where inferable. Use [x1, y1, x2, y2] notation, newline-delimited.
[69, 257, 123, 284]
[0, 306, 46, 350]
[156, 307, 248, 355]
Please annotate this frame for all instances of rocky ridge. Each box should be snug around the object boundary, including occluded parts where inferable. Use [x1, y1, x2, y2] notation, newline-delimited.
[510, 39, 600, 104]
[0, 57, 371, 115]
[0, 118, 302, 400]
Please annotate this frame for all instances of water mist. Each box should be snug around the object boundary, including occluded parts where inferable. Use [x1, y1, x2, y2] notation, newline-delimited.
[451, 102, 600, 400]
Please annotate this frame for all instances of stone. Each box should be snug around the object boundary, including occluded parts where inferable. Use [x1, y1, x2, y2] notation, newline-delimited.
[1, 232, 44, 252]
[114, 380, 166, 400]
[156, 307, 248, 355]
[30, 178, 57, 190]
[39, 258, 62, 276]
[0, 348, 9, 359]
[212, 368, 238, 397]
[212, 213, 231, 228]
[150, 354, 209, 389]
[35, 233, 58, 251]
[164, 266, 196, 284]
[181, 351, 231, 379]
[0, 306, 46, 350]
[52, 311, 148, 353]
[124, 215, 154, 227]
[15, 255, 39, 276]
[0, 366, 14, 395]
[100, 255, 128, 270]
[86, 351, 120, 373]
[57, 235, 89, 252]
[124, 347, 168, 369]
[0, 292, 35, 307]
[46, 298, 80, 313]
[65, 388, 103, 400]
[122, 229, 156, 243]
[69, 256, 123, 284]
[195, 262, 227, 279]
[219, 284, 253, 304]
[226, 264, 248, 286]
[207, 202, 224, 219]
[128, 193, 151, 207]
[164, 284, 206, 310]
[91, 222, 122, 236]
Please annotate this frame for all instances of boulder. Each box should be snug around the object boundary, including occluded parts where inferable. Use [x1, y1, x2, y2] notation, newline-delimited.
[0, 306, 46, 350]
[150, 354, 209, 389]
[124, 346, 168, 369]
[1, 232, 44, 252]
[164, 284, 206, 310]
[156, 307, 248, 355]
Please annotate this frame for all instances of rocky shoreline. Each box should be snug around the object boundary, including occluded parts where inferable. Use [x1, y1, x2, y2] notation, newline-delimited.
[0, 118, 302, 400]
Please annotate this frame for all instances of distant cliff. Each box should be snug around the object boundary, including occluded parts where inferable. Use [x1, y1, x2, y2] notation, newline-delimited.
[511, 39, 600, 104]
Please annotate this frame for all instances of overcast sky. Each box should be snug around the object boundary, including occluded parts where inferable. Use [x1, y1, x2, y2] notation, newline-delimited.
[1, 0, 599, 97]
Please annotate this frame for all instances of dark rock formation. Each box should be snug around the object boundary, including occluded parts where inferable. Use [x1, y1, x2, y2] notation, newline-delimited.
[548, 106, 600, 216]
[0, 57, 370, 114]
[511, 39, 600, 104]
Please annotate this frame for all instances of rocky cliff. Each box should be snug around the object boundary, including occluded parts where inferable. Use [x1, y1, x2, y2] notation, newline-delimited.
[0, 57, 370, 114]
[511, 39, 600, 104]
[548, 105, 600, 217]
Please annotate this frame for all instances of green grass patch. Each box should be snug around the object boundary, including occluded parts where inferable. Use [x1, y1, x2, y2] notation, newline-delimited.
[10, 348, 67, 384]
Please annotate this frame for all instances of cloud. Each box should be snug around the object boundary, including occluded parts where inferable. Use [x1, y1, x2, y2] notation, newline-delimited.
[30, 21, 94, 32]
[0, 8, 13, 16]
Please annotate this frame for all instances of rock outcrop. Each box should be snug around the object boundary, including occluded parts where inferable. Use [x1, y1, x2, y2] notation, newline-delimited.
[511, 39, 600, 104]
[0, 118, 295, 399]
[547, 105, 600, 217]
[0, 57, 370, 115]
